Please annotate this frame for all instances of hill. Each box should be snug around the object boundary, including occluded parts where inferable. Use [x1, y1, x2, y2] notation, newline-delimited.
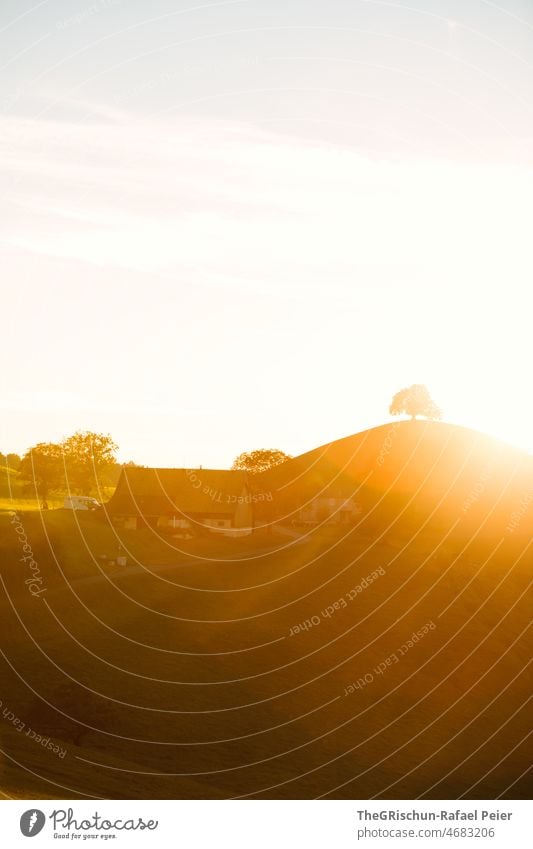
[257, 420, 532, 536]
[0, 421, 530, 800]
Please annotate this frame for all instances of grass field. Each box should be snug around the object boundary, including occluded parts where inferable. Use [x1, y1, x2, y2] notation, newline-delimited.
[0, 423, 531, 800]
[0, 498, 65, 512]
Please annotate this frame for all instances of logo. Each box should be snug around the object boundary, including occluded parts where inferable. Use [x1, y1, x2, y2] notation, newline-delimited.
[20, 809, 46, 837]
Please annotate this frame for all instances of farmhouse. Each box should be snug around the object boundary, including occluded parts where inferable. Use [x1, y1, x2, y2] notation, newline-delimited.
[106, 467, 254, 536]
[297, 493, 361, 526]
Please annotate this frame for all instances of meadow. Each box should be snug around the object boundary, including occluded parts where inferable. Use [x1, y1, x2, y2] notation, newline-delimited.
[0, 422, 531, 800]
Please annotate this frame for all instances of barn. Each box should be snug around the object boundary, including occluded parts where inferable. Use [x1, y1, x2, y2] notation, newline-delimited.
[106, 466, 254, 536]
[297, 493, 361, 526]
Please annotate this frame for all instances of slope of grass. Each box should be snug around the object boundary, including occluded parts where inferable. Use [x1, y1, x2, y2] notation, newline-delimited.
[0, 423, 531, 800]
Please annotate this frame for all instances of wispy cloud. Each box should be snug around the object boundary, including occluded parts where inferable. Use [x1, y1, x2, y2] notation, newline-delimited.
[1, 104, 532, 288]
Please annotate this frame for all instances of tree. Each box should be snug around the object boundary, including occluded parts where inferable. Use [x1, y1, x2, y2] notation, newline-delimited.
[6, 452, 21, 470]
[19, 443, 64, 500]
[231, 448, 291, 474]
[389, 384, 442, 421]
[61, 431, 118, 494]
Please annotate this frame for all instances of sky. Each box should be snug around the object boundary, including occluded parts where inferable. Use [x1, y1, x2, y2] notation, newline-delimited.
[1, 0, 532, 467]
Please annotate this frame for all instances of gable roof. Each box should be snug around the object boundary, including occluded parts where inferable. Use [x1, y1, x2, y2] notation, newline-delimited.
[106, 467, 250, 517]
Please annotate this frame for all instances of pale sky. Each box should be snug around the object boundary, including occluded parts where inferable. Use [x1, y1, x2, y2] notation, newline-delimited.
[1, 0, 532, 466]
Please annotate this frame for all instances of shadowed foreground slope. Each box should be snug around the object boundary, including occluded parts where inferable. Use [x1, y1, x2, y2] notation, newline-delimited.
[0, 422, 531, 799]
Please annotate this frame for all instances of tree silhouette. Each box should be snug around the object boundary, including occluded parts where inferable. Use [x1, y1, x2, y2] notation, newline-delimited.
[19, 443, 64, 500]
[389, 384, 442, 421]
[62, 431, 118, 493]
[6, 453, 21, 470]
[19, 432, 118, 498]
[231, 448, 291, 474]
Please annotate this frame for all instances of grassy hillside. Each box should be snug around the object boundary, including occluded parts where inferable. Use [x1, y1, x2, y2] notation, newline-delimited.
[257, 420, 532, 536]
[0, 422, 531, 800]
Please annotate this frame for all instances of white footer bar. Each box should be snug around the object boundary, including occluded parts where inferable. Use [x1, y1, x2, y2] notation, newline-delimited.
[1, 799, 530, 848]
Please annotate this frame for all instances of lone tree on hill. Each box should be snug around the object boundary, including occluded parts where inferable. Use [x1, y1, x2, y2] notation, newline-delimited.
[231, 448, 291, 474]
[389, 384, 442, 421]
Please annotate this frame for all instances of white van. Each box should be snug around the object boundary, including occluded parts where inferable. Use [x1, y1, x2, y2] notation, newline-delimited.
[63, 496, 101, 511]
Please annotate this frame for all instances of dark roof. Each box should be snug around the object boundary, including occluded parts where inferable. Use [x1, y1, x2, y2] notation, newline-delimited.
[107, 467, 250, 517]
